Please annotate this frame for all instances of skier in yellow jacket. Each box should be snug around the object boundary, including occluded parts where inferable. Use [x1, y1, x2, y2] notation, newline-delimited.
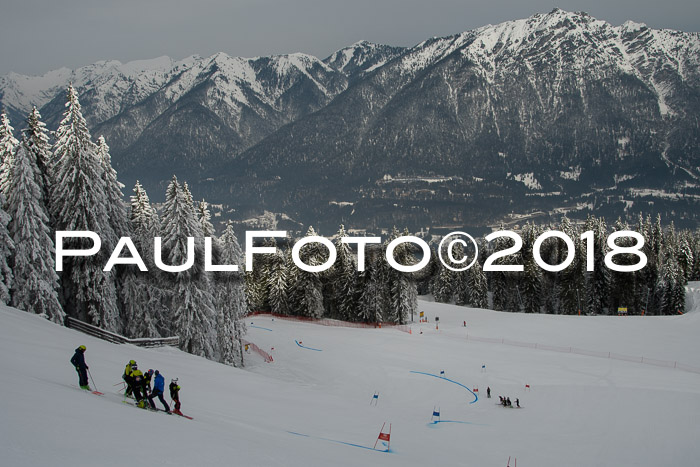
[122, 360, 136, 397]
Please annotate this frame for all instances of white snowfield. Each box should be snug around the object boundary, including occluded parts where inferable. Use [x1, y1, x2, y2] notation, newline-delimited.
[2, 285, 700, 467]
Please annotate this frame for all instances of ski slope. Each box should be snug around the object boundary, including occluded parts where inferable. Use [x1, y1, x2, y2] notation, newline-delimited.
[1, 285, 700, 467]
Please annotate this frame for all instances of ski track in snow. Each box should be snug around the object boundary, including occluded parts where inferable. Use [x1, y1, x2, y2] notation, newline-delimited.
[409, 371, 479, 404]
[295, 340, 323, 351]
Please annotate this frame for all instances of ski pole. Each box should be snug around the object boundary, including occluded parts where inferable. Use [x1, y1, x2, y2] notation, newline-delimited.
[88, 368, 98, 392]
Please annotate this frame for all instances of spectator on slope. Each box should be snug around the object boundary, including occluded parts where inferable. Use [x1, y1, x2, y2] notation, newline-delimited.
[487, 386, 491, 398]
[515, 398, 520, 408]
[70, 345, 90, 390]
[122, 360, 136, 397]
[170, 378, 182, 414]
[148, 370, 170, 413]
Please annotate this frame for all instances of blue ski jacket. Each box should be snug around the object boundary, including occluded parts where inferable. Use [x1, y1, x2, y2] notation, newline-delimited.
[153, 373, 165, 393]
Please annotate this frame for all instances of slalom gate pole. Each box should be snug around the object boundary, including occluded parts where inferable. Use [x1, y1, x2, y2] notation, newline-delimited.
[373, 422, 386, 450]
[387, 424, 391, 451]
[88, 368, 98, 392]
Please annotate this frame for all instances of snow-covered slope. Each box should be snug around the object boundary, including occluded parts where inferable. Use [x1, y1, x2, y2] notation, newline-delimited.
[2, 292, 699, 467]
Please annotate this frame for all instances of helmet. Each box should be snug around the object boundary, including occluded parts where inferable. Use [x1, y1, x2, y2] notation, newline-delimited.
[129, 360, 136, 365]
[148, 369, 154, 375]
[78, 345, 86, 351]
[171, 378, 178, 383]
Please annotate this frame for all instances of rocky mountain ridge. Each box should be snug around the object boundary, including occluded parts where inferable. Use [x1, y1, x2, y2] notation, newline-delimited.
[1, 9, 698, 232]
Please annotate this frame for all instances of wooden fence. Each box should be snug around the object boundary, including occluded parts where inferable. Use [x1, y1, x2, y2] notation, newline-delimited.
[65, 316, 179, 348]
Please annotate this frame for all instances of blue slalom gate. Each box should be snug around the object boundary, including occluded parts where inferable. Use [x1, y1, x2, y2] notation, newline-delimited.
[409, 371, 479, 404]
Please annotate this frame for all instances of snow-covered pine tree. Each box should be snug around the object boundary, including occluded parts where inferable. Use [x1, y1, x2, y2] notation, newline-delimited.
[288, 226, 325, 318]
[690, 233, 700, 282]
[386, 228, 418, 324]
[556, 217, 584, 314]
[430, 260, 454, 303]
[487, 224, 516, 311]
[246, 237, 276, 312]
[245, 267, 266, 312]
[160, 176, 216, 357]
[450, 242, 470, 306]
[267, 248, 289, 315]
[520, 223, 542, 314]
[7, 138, 64, 322]
[357, 248, 386, 323]
[281, 247, 298, 314]
[634, 215, 656, 315]
[0, 192, 13, 304]
[198, 200, 215, 238]
[23, 107, 53, 212]
[214, 222, 246, 367]
[0, 111, 19, 199]
[657, 255, 686, 315]
[584, 215, 608, 315]
[332, 225, 358, 321]
[676, 233, 694, 282]
[607, 219, 636, 314]
[130, 181, 161, 261]
[51, 85, 120, 330]
[466, 259, 488, 309]
[121, 181, 164, 338]
[96, 136, 129, 240]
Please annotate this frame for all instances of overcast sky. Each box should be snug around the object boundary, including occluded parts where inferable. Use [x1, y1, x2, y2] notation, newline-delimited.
[1, 0, 698, 76]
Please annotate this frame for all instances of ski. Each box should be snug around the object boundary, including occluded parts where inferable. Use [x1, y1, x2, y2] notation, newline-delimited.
[172, 410, 193, 420]
[121, 400, 183, 416]
[74, 385, 103, 396]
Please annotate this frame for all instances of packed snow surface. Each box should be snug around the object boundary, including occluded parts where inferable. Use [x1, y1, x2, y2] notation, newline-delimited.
[2, 287, 700, 467]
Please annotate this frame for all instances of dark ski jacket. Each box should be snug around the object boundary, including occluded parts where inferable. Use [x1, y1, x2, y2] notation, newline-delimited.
[169, 382, 181, 399]
[153, 373, 165, 393]
[143, 372, 153, 392]
[131, 370, 145, 389]
[70, 348, 87, 370]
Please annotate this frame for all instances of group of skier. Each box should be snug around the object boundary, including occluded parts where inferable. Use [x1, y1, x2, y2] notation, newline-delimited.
[499, 396, 520, 408]
[486, 386, 521, 408]
[122, 359, 182, 414]
[69, 345, 183, 416]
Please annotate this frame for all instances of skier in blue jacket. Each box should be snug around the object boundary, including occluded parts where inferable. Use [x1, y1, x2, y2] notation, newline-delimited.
[148, 370, 170, 413]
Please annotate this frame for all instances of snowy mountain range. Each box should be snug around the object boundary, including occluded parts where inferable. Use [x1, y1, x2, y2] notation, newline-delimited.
[1, 9, 699, 231]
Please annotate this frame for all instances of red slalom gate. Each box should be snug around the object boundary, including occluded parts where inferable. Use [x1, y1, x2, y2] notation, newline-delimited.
[373, 422, 391, 451]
